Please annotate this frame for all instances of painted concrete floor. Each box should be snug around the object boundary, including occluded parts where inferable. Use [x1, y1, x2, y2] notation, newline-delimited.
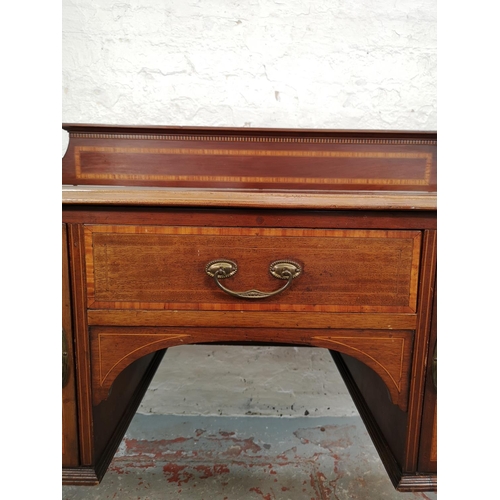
[62, 414, 437, 500]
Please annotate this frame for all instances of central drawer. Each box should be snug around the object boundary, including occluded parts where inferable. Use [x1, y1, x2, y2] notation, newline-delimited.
[84, 225, 421, 313]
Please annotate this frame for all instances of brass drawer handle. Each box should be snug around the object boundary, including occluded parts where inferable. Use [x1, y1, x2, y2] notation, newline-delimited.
[206, 259, 302, 299]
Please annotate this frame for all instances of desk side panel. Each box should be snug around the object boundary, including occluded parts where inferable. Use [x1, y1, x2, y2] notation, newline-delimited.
[62, 224, 80, 467]
[92, 350, 165, 481]
[418, 283, 437, 472]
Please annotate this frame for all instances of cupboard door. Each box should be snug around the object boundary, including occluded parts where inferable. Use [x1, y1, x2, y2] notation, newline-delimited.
[63, 224, 79, 467]
[418, 287, 437, 472]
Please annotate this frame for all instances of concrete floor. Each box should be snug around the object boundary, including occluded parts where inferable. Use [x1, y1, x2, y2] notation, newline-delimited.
[63, 346, 437, 499]
[138, 346, 359, 419]
[63, 414, 436, 500]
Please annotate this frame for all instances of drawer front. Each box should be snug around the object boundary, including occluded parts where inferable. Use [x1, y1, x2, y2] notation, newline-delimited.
[84, 225, 421, 313]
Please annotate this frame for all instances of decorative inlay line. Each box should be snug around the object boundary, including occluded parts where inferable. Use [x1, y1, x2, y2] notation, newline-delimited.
[312, 336, 406, 392]
[70, 132, 436, 146]
[75, 146, 432, 186]
[97, 333, 189, 386]
[85, 225, 420, 313]
[88, 225, 420, 237]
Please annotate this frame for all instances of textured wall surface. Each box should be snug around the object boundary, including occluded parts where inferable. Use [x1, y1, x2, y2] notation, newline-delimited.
[62, 0, 436, 130]
[62, 0, 436, 418]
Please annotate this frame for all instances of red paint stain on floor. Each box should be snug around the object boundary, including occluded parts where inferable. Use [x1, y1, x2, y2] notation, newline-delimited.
[316, 470, 334, 497]
[309, 471, 316, 488]
[220, 437, 262, 457]
[124, 437, 191, 458]
[356, 476, 367, 488]
[294, 425, 354, 451]
[162, 463, 193, 486]
[219, 431, 235, 437]
[126, 437, 188, 448]
[275, 447, 297, 461]
[193, 464, 230, 479]
[117, 459, 158, 470]
[249, 486, 273, 500]
[319, 437, 353, 449]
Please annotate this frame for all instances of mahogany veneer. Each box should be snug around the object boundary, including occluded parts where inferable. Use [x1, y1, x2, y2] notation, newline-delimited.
[62, 124, 437, 491]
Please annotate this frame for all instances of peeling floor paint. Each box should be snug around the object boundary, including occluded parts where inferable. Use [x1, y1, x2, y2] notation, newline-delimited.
[63, 415, 437, 499]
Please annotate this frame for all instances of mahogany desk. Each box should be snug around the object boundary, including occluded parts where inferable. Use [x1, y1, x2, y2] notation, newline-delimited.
[62, 124, 437, 491]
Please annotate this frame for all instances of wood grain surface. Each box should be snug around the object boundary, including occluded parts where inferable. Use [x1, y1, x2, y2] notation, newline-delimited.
[85, 225, 421, 313]
[61, 126, 437, 490]
[62, 125, 436, 192]
[87, 310, 417, 330]
[62, 224, 79, 467]
[63, 186, 436, 211]
[418, 282, 438, 472]
[90, 326, 414, 411]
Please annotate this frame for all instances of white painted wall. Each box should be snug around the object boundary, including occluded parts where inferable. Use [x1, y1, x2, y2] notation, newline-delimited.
[62, 0, 436, 417]
[62, 0, 436, 130]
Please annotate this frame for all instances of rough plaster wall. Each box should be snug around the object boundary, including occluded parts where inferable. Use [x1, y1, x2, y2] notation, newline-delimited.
[62, 0, 436, 417]
[62, 0, 436, 131]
